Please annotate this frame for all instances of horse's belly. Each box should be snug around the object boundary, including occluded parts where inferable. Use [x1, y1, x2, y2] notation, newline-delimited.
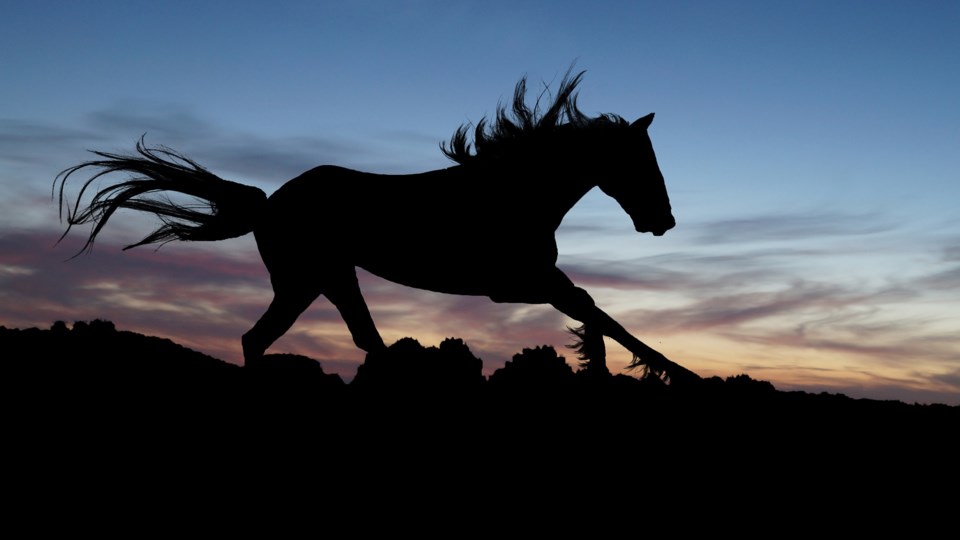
[359, 253, 495, 296]
[356, 233, 557, 298]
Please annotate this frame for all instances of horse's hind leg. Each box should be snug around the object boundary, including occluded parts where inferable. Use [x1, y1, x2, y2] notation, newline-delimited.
[242, 275, 323, 366]
[323, 268, 386, 353]
[241, 267, 386, 366]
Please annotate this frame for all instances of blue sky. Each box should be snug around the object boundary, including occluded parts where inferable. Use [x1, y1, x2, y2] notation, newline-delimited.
[2, 1, 958, 404]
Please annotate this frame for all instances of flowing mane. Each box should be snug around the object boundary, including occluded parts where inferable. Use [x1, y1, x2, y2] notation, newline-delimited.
[441, 70, 629, 165]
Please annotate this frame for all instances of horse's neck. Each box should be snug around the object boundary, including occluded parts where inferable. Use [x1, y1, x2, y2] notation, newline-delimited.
[444, 163, 593, 228]
[531, 167, 596, 230]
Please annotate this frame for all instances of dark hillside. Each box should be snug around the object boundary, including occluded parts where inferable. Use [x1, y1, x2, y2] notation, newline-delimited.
[2, 321, 955, 449]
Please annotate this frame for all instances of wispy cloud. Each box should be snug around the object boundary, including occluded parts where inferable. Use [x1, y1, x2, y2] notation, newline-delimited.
[82, 105, 380, 184]
[3, 113, 958, 404]
[0, 232, 572, 375]
[0, 119, 103, 167]
[943, 242, 960, 262]
[3, 104, 432, 198]
[0, 232, 268, 360]
[919, 265, 960, 291]
[688, 211, 897, 245]
[3, 222, 959, 403]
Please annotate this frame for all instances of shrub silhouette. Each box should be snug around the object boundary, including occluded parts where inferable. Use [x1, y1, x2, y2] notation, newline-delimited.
[488, 345, 575, 388]
[1, 320, 956, 439]
[352, 337, 484, 390]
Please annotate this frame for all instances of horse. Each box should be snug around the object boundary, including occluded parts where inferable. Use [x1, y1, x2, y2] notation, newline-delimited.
[55, 71, 701, 384]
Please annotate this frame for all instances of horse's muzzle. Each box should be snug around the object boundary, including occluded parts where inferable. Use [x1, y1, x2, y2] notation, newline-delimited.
[637, 215, 675, 236]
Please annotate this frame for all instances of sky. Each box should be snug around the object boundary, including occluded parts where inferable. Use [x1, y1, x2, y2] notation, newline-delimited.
[1, 1, 958, 405]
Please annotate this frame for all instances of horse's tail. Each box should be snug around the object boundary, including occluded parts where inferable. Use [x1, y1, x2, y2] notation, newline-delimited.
[54, 137, 267, 257]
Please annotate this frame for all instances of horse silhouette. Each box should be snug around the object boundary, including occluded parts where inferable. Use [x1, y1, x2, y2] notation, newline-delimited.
[55, 71, 700, 384]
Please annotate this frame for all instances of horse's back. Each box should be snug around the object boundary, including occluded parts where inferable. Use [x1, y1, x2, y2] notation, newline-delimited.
[270, 165, 456, 216]
[257, 164, 560, 295]
[267, 164, 529, 236]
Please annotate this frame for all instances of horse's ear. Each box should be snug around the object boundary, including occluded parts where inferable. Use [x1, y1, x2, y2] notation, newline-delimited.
[631, 113, 655, 129]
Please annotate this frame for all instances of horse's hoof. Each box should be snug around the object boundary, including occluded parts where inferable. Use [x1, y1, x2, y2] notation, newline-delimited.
[666, 365, 702, 386]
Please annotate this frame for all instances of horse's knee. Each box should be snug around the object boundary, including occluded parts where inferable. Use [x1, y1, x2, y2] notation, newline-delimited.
[552, 286, 597, 320]
[570, 287, 595, 307]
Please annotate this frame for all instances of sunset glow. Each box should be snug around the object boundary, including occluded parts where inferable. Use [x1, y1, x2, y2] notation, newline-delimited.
[1, 2, 957, 404]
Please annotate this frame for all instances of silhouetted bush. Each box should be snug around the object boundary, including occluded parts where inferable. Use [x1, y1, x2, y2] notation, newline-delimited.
[725, 373, 777, 394]
[488, 345, 575, 388]
[1, 320, 956, 440]
[352, 337, 484, 391]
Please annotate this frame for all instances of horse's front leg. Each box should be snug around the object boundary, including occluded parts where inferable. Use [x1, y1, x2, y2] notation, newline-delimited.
[546, 269, 700, 385]
[569, 322, 609, 376]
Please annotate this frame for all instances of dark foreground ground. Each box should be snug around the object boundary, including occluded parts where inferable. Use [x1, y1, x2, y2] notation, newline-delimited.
[4, 320, 954, 429]
[2, 321, 955, 466]
[3, 320, 957, 521]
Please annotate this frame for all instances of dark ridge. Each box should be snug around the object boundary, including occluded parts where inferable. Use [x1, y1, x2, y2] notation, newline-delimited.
[5, 319, 956, 499]
[3, 319, 953, 405]
[2, 321, 955, 447]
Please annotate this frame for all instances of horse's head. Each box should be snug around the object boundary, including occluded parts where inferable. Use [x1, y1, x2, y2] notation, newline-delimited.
[597, 113, 675, 237]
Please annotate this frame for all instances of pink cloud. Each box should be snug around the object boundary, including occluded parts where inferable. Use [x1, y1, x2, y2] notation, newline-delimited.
[4, 228, 959, 404]
[0, 232, 580, 378]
